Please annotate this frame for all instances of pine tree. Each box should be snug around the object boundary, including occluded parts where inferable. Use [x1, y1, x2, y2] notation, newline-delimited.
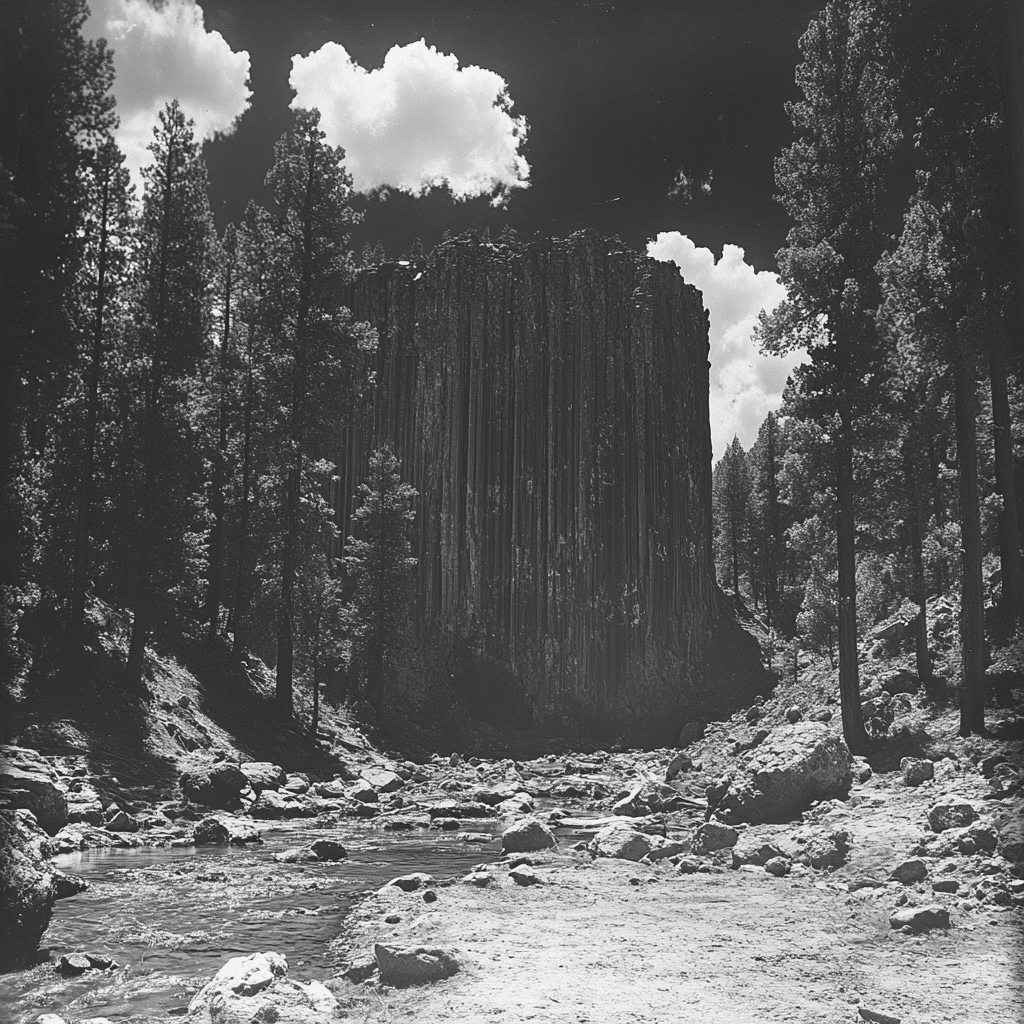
[122, 100, 215, 688]
[748, 413, 787, 631]
[0, 0, 115, 669]
[879, 0, 1017, 734]
[67, 136, 134, 641]
[344, 446, 418, 713]
[261, 107, 370, 715]
[712, 437, 751, 599]
[757, 0, 901, 754]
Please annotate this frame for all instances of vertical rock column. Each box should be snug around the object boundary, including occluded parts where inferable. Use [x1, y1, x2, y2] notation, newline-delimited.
[341, 230, 715, 742]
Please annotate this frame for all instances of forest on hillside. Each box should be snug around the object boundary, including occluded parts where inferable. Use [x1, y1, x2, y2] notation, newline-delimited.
[711, 0, 1024, 753]
[2, 0, 1023, 753]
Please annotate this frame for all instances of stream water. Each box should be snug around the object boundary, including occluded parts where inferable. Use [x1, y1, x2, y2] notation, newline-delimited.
[2, 821, 525, 1023]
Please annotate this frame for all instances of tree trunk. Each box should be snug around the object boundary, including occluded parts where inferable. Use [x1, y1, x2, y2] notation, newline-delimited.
[70, 154, 111, 642]
[835, 401, 868, 754]
[205, 258, 232, 642]
[276, 457, 299, 716]
[311, 661, 320, 737]
[954, 352, 986, 736]
[989, 343, 1024, 633]
[125, 609, 148, 691]
[232, 337, 254, 660]
[904, 450, 933, 686]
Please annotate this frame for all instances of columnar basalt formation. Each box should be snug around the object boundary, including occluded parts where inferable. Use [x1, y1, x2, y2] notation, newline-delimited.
[339, 230, 726, 743]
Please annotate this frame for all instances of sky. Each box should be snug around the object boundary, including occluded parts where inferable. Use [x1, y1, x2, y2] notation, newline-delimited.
[82, 0, 823, 459]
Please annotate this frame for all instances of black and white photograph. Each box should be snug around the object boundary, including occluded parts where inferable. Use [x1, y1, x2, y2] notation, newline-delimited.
[1, 1, 1022, 1020]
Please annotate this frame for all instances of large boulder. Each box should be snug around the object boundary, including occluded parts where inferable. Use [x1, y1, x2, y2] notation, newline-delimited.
[0, 745, 68, 834]
[179, 759, 247, 810]
[708, 723, 851, 824]
[187, 952, 339, 1023]
[691, 821, 739, 855]
[501, 817, 557, 854]
[0, 809, 57, 970]
[239, 762, 286, 794]
[362, 767, 404, 793]
[373, 944, 460, 987]
[249, 790, 317, 819]
[193, 813, 262, 846]
[589, 821, 659, 861]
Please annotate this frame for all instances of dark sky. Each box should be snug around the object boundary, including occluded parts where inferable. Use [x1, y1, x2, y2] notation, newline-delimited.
[200, 0, 822, 271]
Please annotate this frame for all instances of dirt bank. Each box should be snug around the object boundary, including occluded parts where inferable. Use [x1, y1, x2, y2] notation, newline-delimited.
[337, 847, 1023, 1024]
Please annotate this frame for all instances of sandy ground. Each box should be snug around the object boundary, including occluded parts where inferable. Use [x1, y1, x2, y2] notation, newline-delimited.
[338, 850, 1023, 1024]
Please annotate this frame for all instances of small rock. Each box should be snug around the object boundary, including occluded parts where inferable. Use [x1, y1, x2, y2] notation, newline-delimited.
[890, 858, 927, 884]
[509, 865, 539, 886]
[927, 801, 978, 833]
[193, 813, 261, 847]
[764, 856, 791, 877]
[374, 944, 460, 987]
[500, 817, 557, 854]
[362, 768, 404, 793]
[448, 753, 461, 768]
[239, 762, 286, 793]
[808, 708, 832, 722]
[979, 754, 1010, 777]
[932, 879, 959, 893]
[798, 829, 850, 870]
[676, 858, 700, 874]
[888, 904, 950, 933]
[851, 756, 873, 783]
[590, 821, 658, 861]
[463, 871, 493, 887]
[57, 953, 92, 976]
[458, 832, 493, 844]
[900, 758, 934, 787]
[786, 706, 803, 724]
[422, 890, 438, 903]
[36, 1015, 68, 1024]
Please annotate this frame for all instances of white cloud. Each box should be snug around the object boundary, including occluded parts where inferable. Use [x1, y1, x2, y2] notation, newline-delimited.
[647, 232, 806, 461]
[289, 39, 529, 204]
[83, 0, 251, 190]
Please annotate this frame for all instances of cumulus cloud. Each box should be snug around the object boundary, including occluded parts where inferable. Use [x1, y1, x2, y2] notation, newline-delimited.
[647, 232, 806, 461]
[83, 0, 251, 190]
[289, 39, 529, 204]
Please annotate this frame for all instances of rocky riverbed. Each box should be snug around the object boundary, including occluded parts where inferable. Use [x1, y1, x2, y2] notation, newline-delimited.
[2, 681, 1023, 1023]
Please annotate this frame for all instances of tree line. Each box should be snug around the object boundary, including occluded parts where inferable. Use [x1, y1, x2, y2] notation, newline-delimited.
[1, 1, 417, 727]
[715, 0, 1024, 753]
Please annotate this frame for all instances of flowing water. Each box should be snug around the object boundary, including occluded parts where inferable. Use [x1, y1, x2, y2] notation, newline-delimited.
[2, 821, 515, 1023]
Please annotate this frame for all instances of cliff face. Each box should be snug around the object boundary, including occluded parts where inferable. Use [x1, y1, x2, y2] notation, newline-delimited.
[339, 230, 722, 743]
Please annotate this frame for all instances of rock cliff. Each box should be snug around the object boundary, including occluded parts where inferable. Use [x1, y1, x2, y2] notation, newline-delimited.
[339, 230, 753, 743]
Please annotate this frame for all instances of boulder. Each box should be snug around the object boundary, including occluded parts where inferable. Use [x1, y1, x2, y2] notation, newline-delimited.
[665, 752, 693, 782]
[309, 839, 347, 861]
[274, 847, 320, 864]
[691, 821, 739, 854]
[995, 812, 1024, 863]
[678, 721, 706, 747]
[249, 791, 317, 819]
[179, 760, 247, 810]
[888, 905, 950, 934]
[193, 813, 262, 847]
[239, 762, 286, 794]
[589, 821, 658, 861]
[927, 801, 978, 833]
[731, 828, 786, 867]
[796, 829, 850, 870]
[0, 745, 68, 834]
[0, 809, 58, 970]
[900, 758, 934, 787]
[282, 774, 309, 795]
[362, 767, 404, 793]
[890, 858, 928, 884]
[708, 723, 851, 824]
[427, 800, 495, 819]
[187, 951, 339, 1023]
[104, 809, 139, 833]
[764, 856, 791, 877]
[785, 706, 803, 725]
[383, 872, 433, 893]
[509, 864, 539, 886]
[879, 670, 919, 695]
[347, 780, 378, 803]
[66, 785, 104, 825]
[500, 817, 557, 854]
[374, 944, 460, 988]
